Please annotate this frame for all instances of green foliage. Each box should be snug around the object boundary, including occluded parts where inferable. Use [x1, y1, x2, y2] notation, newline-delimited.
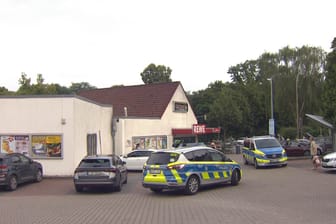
[322, 37, 336, 125]
[227, 45, 326, 138]
[69, 82, 97, 94]
[16, 73, 77, 95]
[140, 63, 172, 84]
[278, 127, 297, 139]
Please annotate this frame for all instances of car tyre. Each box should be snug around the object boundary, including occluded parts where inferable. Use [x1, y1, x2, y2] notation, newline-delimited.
[7, 175, 18, 191]
[243, 156, 248, 165]
[75, 185, 83, 192]
[254, 159, 259, 169]
[35, 169, 43, 182]
[230, 169, 240, 186]
[150, 188, 163, 193]
[184, 175, 199, 195]
[303, 151, 310, 157]
[115, 176, 122, 192]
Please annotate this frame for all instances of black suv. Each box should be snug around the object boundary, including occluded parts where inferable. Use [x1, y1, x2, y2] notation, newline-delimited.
[0, 153, 43, 191]
[73, 154, 127, 192]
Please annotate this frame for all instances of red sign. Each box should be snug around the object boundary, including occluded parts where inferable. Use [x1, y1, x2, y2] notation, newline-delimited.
[192, 124, 206, 134]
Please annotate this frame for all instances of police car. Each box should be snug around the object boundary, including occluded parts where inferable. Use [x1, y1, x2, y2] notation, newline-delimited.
[142, 146, 242, 195]
[242, 136, 287, 168]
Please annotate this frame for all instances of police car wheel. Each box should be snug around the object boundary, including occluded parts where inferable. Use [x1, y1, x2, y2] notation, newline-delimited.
[150, 188, 163, 193]
[231, 169, 239, 186]
[184, 175, 199, 195]
[254, 159, 259, 169]
[243, 156, 248, 165]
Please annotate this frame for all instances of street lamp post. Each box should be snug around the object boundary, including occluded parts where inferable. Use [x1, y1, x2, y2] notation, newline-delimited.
[267, 78, 275, 136]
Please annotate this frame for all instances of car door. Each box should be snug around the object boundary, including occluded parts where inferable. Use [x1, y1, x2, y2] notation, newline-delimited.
[209, 150, 230, 183]
[124, 151, 141, 170]
[114, 156, 127, 182]
[9, 154, 29, 183]
[285, 142, 303, 156]
[18, 154, 35, 181]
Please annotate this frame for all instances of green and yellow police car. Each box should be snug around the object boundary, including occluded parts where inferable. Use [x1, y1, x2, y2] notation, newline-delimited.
[142, 146, 242, 195]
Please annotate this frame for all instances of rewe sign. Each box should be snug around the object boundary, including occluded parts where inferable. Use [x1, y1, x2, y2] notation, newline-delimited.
[192, 124, 206, 134]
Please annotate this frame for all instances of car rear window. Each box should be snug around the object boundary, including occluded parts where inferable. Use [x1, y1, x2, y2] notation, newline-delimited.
[79, 159, 111, 168]
[146, 152, 180, 165]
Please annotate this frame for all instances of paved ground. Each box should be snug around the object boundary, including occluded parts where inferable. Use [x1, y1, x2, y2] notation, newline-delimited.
[1, 154, 335, 224]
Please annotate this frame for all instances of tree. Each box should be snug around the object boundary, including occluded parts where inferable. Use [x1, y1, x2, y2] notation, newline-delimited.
[0, 86, 10, 95]
[69, 82, 96, 93]
[322, 37, 336, 125]
[17, 73, 71, 95]
[140, 63, 172, 84]
[17, 72, 32, 95]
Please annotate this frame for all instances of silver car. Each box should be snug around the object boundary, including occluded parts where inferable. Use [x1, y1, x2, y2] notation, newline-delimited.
[321, 152, 336, 171]
[121, 149, 157, 171]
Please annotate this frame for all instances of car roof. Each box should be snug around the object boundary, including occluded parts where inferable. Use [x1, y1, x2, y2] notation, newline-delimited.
[131, 149, 158, 152]
[0, 153, 22, 158]
[249, 136, 276, 140]
[157, 145, 215, 154]
[82, 154, 115, 160]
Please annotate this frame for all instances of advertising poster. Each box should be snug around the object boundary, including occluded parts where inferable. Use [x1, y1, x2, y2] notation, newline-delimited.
[0, 135, 30, 154]
[157, 136, 167, 149]
[32, 135, 62, 158]
[133, 136, 167, 150]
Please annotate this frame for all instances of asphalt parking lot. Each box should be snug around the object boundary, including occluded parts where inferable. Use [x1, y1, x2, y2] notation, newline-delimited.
[1, 154, 335, 224]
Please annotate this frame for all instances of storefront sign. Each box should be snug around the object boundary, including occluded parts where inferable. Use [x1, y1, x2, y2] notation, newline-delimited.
[192, 124, 206, 134]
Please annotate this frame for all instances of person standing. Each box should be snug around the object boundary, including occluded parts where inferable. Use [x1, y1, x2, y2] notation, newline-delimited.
[309, 136, 320, 170]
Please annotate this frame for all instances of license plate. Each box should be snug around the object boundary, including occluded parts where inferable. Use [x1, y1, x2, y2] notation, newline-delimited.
[149, 169, 161, 174]
[88, 171, 105, 176]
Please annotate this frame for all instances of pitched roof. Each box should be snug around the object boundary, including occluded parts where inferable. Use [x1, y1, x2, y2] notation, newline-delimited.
[77, 82, 181, 118]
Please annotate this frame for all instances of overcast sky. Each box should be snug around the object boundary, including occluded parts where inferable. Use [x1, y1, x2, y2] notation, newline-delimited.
[1, 0, 335, 92]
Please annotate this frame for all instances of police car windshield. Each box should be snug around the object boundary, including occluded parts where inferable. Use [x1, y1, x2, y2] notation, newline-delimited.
[255, 139, 281, 149]
[146, 152, 179, 165]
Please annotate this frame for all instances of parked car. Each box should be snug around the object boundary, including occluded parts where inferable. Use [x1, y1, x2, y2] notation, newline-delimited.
[120, 149, 157, 171]
[283, 141, 311, 157]
[0, 153, 43, 191]
[321, 152, 336, 171]
[142, 146, 241, 195]
[283, 140, 323, 156]
[73, 154, 127, 192]
[315, 137, 333, 153]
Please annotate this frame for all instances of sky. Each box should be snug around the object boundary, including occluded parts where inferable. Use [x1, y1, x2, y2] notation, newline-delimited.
[0, 0, 335, 93]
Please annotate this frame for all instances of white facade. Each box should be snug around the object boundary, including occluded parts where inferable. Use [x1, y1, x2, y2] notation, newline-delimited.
[114, 84, 197, 156]
[0, 96, 113, 176]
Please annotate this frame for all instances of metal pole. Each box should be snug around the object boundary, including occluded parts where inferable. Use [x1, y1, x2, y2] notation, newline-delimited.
[270, 78, 274, 119]
[296, 74, 299, 139]
[267, 78, 275, 136]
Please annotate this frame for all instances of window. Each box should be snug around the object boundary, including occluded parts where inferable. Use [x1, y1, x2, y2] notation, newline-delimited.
[174, 102, 188, 113]
[146, 152, 179, 165]
[87, 134, 97, 156]
[79, 159, 110, 168]
[209, 151, 224, 162]
[192, 149, 210, 161]
[11, 155, 20, 164]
